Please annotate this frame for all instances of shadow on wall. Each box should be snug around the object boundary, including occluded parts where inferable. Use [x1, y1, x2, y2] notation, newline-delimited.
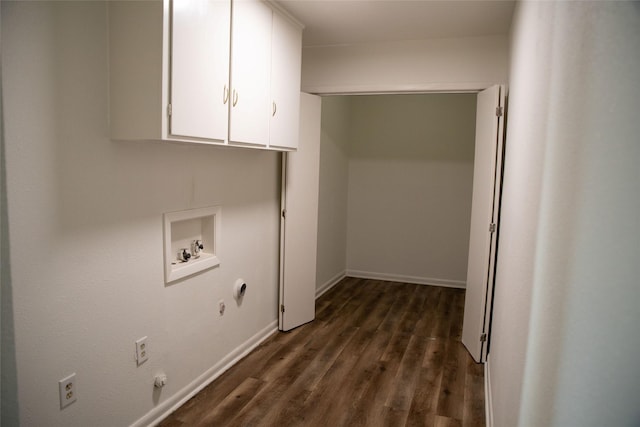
[1, 39, 20, 423]
[347, 93, 477, 163]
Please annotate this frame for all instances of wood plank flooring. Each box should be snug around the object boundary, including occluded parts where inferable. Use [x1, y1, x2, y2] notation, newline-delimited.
[159, 277, 485, 427]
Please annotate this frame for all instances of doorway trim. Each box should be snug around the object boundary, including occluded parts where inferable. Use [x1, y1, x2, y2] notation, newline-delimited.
[303, 82, 496, 96]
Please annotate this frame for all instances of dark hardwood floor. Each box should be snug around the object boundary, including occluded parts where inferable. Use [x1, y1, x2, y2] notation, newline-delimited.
[159, 277, 485, 427]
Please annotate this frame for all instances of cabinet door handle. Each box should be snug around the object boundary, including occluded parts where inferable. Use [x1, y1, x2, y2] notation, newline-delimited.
[232, 90, 238, 107]
[223, 85, 229, 104]
[272, 102, 277, 117]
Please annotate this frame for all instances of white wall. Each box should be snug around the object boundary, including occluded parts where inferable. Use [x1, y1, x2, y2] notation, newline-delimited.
[315, 96, 351, 293]
[485, 2, 549, 424]
[0, 4, 7, 423]
[490, 2, 640, 426]
[302, 35, 509, 94]
[2, 2, 281, 426]
[346, 94, 476, 287]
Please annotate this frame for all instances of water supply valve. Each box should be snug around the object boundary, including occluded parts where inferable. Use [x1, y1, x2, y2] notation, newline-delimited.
[177, 248, 192, 262]
[191, 240, 204, 259]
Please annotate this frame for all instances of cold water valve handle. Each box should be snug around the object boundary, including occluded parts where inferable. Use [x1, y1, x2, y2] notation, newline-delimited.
[177, 248, 192, 262]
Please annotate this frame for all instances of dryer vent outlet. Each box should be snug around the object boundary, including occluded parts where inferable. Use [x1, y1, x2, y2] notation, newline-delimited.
[234, 279, 247, 299]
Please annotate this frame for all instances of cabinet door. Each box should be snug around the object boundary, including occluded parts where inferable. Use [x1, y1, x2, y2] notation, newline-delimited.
[170, 0, 231, 142]
[269, 12, 302, 150]
[229, 0, 272, 147]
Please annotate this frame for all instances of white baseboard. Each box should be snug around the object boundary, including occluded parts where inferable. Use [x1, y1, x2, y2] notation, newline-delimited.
[484, 356, 493, 427]
[316, 271, 346, 299]
[133, 320, 279, 427]
[346, 270, 466, 289]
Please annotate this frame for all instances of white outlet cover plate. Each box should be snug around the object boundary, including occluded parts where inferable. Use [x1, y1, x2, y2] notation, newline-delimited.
[59, 373, 77, 408]
[136, 336, 148, 365]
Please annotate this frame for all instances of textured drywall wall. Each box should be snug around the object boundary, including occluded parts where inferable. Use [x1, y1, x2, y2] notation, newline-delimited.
[315, 96, 351, 290]
[486, 2, 547, 424]
[2, 2, 280, 425]
[302, 35, 508, 94]
[490, 2, 640, 426]
[346, 94, 476, 287]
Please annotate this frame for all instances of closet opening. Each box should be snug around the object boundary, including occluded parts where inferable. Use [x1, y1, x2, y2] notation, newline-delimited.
[281, 87, 506, 365]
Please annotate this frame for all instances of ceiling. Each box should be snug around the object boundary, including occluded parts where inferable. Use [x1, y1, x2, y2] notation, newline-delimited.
[276, 0, 516, 47]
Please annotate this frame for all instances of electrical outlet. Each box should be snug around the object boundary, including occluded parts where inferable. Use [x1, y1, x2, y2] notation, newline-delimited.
[219, 299, 225, 316]
[135, 336, 148, 366]
[59, 373, 77, 409]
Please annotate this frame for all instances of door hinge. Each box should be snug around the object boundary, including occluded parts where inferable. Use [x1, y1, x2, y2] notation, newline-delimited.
[489, 223, 497, 233]
[496, 106, 504, 117]
[167, 104, 172, 117]
[280, 304, 285, 313]
[480, 333, 487, 342]
[281, 209, 286, 219]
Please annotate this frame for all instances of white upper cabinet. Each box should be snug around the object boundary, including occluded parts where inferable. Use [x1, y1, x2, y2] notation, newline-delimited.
[228, 0, 273, 147]
[108, 0, 302, 151]
[269, 10, 303, 150]
[170, 0, 230, 142]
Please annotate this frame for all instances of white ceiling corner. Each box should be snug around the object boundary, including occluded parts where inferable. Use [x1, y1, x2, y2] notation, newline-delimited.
[275, 0, 516, 47]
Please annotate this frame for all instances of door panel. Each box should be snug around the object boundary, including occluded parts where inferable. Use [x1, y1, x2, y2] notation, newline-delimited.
[171, 0, 230, 141]
[269, 12, 302, 150]
[279, 93, 321, 331]
[462, 85, 505, 362]
[229, 0, 272, 146]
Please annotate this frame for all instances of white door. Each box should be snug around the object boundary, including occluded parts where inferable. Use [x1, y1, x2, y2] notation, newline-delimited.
[462, 85, 506, 363]
[229, 0, 272, 147]
[279, 93, 321, 331]
[170, 0, 230, 142]
[268, 11, 302, 150]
